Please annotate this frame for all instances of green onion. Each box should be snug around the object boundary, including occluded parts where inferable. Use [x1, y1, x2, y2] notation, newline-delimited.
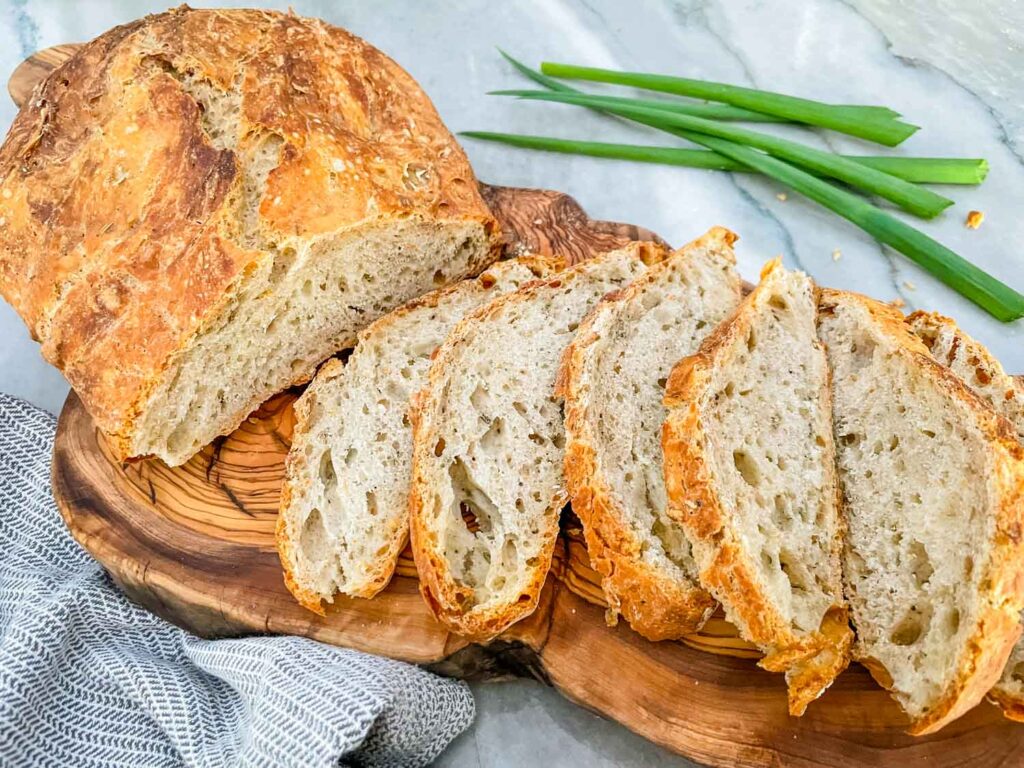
[461, 131, 988, 185]
[539, 61, 918, 146]
[494, 89, 953, 218]
[687, 134, 1024, 320]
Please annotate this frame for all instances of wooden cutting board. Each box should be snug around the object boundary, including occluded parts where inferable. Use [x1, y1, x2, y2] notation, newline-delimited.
[13, 44, 1024, 768]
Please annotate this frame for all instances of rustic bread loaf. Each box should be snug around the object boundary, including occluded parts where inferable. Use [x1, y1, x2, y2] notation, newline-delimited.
[408, 243, 664, 641]
[819, 290, 1024, 735]
[558, 227, 741, 641]
[0, 7, 500, 465]
[277, 256, 561, 612]
[662, 261, 852, 715]
[906, 311, 1024, 721]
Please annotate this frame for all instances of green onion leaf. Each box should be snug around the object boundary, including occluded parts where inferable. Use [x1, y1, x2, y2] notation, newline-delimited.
[539, 61, 918, 146]
[686, 134, 1024, 320]
[461, 131, 988, 185]
[494, 89, 953, 218]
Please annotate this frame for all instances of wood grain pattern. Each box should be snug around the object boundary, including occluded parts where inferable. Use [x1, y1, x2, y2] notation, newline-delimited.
[16, 43, 1024, 768]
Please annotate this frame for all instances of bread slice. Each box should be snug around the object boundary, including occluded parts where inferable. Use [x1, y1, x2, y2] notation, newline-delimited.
[408, 242, 664, 641]
[906, 311, 1024, 721]
[558, 228, 741, 641]
[818, 290, 1024, 734]
[277, 256, 561, 613]
[661, 260, 852, 715]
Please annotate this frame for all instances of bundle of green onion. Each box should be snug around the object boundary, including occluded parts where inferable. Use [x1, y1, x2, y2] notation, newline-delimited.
[462, 52, 1024, 322]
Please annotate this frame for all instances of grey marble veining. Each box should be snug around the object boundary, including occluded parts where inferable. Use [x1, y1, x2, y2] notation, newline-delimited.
[0, 1, 1021, 766]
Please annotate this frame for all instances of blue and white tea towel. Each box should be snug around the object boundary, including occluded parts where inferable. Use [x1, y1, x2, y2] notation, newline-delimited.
[0, 393, 474, 767]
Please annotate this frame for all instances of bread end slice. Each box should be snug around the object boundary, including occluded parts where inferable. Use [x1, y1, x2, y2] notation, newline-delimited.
[663, 261, 853, 715]
[558, 227, 741, 640]
[906, 310, 1024, 723]
[820, 289, 1024, 735]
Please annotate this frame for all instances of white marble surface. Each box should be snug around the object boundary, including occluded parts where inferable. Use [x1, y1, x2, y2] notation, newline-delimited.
[1, 1, 1021, 765]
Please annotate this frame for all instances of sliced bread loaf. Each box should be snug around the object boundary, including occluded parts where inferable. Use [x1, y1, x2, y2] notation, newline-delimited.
[819, 290, 1024, 735]
[277, 256, 561, 613]
[558, 227, 741, 641]
[408, 242, 664, 641]
[662, 261, 852, 715]
[906, 311, 1024, 721]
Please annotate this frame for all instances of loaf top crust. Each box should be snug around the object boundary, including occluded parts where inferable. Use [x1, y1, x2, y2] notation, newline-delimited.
[0, 6, 496, 439]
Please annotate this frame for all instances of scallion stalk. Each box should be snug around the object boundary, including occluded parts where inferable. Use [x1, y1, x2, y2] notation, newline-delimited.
[539, 61, 918, 146]
[687, 134, 1024, 320]
[494, 89, 953, 218]
[461, 131, 988, 185]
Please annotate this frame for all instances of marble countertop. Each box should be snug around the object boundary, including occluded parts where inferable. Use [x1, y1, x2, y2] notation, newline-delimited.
[1, 1, 1021, 765]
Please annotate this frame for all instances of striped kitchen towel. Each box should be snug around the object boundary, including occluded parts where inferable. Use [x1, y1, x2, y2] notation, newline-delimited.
[0, 393, 473, 767]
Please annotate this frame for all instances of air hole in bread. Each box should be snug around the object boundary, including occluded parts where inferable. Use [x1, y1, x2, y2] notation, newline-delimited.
[460, 502, 481, 534]
[1013, 662, 1024, 684]
[365, 491, 379, 517]
[512, 401, 527, 416]
[299, 508, 330, 566]
[480, 418, 506, 451]
[944, 608, 960, 638]
[746, 328, 757, 352]
[908, 540, 933, 587]
[318, 451, 337, 488]
[433, 269, 446, 285]
[433, 438, 445, 457]
[732, 450, 761, 487]
[890, 611, 926, 646]
[502, 539, 518, 569]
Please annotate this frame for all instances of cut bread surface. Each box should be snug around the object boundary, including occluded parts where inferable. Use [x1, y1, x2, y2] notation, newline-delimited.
[559, 227, 741, 640]
[662, 261, 851, 715]
[819, 290, 1024, 735]
[907, 311, 1024, 721]
[409, 243, 663, 640]
[277, 257, 560, 613]
[138, 220, 497, 466]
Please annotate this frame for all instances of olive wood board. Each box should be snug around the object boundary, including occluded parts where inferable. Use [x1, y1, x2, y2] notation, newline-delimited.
[12, 43, 1024, 768]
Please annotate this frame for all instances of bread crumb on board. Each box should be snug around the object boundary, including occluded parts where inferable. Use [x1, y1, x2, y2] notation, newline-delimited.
[776, 192, 788, 201]
[831, 249, 842, 262]
[903, 280, 916, 291]
[891, 297, 906, 309]
[966, 210, 985, 229]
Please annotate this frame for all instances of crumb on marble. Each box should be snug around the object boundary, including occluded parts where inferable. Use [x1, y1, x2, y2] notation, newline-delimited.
[776, 192, 787, 201]
[966, 210, 984, 229]
[891, 297, 906, 308]
[903, 280, 916, 291]
[831, 249, 842, 262]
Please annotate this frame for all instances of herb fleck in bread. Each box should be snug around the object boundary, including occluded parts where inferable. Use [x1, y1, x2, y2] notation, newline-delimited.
[819, 290, 1024, 735]
[662, 260, 852, 715]
[0, 7, 500, 465]
[277, 257, 561, 613]
[907, 310, 1024, 721]
[408, 243, 664, 641]
[558, 227, 742, 641]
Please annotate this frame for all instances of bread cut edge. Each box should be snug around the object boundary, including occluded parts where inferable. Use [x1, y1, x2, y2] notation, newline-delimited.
[276, 255, 564, 614]
[821, 289, 1024, 735]
[555, 228, 736, 640]
[906, 310, 1024, 724]
[661, 262, 853, 716]
[408, 241, 666, 641]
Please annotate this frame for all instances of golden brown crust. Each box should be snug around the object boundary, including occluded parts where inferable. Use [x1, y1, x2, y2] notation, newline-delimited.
[0, 7, 499, 457]
[557, 230, 738, 641]
[663, 263, 853, 716]
[409, 243, 663, 641]
[819, 289, 1024, 735]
